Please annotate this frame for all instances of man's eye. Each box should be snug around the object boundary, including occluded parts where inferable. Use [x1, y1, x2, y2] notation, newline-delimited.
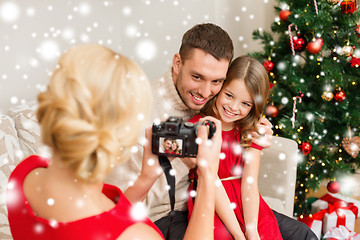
[192, 75, 200, 80]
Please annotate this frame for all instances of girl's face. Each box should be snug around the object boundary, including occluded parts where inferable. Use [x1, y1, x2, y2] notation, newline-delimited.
[171, 142, 177, 150]
[215, 78, 254, 131]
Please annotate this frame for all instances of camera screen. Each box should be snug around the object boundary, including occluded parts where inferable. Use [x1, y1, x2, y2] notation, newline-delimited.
[159, 137, 184, 156]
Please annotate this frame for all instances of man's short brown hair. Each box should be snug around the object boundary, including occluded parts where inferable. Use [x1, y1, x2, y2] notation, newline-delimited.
[179, 23, 234, 63]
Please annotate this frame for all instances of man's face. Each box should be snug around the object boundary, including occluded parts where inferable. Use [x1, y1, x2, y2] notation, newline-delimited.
[172, 49, 229, 110]
[163, 139, 172, 150]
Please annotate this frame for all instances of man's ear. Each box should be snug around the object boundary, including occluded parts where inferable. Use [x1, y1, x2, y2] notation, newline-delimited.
[172, 53, 182, 74]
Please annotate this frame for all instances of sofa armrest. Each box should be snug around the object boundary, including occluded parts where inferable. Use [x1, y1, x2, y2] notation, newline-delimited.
[258, 136, 298, 217]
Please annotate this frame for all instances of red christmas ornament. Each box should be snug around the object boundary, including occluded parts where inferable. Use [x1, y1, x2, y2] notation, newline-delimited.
[279, 10, 291, 21]
[263, 60, 274, 73]
[306, 38, 323, 54]
[327, 181, 341, 193]
[350, 56, 360, 67]
[298, 91, 305, 98]
[269, 83, 275, 90]
[334, 90, 346, 102]
[356, 25, 360, 37]
[265, 105, 279, 117]
[300, 142, 312, 155]
[291, 34, 307, 52]
[341, 0, 357, 13]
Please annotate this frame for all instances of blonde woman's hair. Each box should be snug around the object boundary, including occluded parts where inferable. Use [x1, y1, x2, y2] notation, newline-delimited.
[201, 55, 269, 146]
[37, 44, 152, 182]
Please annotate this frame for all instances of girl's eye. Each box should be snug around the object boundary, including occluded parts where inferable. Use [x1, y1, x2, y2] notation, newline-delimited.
[243, 102, 252, 107]
[225, 93, 232, 98]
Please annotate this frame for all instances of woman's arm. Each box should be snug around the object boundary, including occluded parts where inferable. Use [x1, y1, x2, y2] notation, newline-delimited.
[183, 116, 222, 240]
[215, 178, 246, 240]
[123, 127, 163, 203]
[241, 147, 261, 240]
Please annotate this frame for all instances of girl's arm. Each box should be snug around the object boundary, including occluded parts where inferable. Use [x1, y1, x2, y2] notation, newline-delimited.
[241, 147, 261, 240]
[215, 177, 246, 240]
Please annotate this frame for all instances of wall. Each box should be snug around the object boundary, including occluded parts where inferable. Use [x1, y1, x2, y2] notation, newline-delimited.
[0, 0, 276, 113]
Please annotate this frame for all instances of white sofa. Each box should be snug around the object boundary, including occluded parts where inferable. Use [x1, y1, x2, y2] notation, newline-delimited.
[0, 102, 298, 239]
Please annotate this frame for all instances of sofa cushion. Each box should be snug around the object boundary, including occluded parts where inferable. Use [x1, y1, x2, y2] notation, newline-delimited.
[259, 136, 298, 217]
[7, 102, 44, 158]
[0, 114, 22, 239]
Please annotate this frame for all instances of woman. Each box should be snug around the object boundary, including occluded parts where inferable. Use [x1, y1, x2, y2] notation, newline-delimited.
[7, 44, 222, 240]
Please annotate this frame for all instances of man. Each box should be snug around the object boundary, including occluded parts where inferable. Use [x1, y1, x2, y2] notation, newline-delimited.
[160, 138, 172, 154]
[106, 23, 316, 240]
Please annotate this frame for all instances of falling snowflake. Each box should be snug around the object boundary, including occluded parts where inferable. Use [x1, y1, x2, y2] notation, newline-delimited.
[0, 2, 20, 23]
[136, 39, 157, 61]
[37, 40, 60, 61]
[130, 202, 148, 221]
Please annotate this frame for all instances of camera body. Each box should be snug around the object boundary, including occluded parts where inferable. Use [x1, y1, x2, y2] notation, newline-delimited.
[152, 116, 216, 158]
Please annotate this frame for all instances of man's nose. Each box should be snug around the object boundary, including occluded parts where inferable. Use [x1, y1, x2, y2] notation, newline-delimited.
[198, 82, 212, 98]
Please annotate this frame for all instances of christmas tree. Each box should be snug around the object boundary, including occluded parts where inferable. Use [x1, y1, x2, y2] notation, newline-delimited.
[250, 0, 360, 216]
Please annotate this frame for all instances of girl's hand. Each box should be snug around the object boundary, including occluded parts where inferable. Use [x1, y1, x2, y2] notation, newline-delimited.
[141, 127, 163, 181]
[245, 230, 260, 240]
[233, 232, 246, 240]
[251, 117, 273, 149]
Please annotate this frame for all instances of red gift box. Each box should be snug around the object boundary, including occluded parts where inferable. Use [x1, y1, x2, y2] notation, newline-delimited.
[322, 201, 356, 234]
[311, 193, 359, 218]
[323, 225, 360, 239]
[298, 210, 326, 239]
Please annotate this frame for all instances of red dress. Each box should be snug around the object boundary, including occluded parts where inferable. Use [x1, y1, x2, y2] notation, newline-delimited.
[7, 155, 164, 240]
[188, 114, 282, 240]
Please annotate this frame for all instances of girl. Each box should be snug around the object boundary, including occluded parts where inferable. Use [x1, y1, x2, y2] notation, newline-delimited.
[170, 140, 182, 155]
[188, 56, 282, 240]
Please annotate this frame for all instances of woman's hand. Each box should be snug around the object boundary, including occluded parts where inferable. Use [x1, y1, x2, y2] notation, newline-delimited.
[195, 116, 222, 178]
[251, 117, 273, 149]
[141, 127, 163, 181]
[123, 127, 163, 204]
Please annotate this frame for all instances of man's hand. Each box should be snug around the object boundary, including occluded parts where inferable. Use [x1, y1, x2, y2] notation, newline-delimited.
[168, 155, 196, 170]
[250, 117, 273, 149]
[180, 157, 197, 170]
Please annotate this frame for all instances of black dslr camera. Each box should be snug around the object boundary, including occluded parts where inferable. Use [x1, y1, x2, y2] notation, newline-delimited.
[152, 116, 216, 158]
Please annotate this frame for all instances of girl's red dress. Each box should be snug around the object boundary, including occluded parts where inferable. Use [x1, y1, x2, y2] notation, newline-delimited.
[7, 155, 164, 240]
[187, 114, 282, 240]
